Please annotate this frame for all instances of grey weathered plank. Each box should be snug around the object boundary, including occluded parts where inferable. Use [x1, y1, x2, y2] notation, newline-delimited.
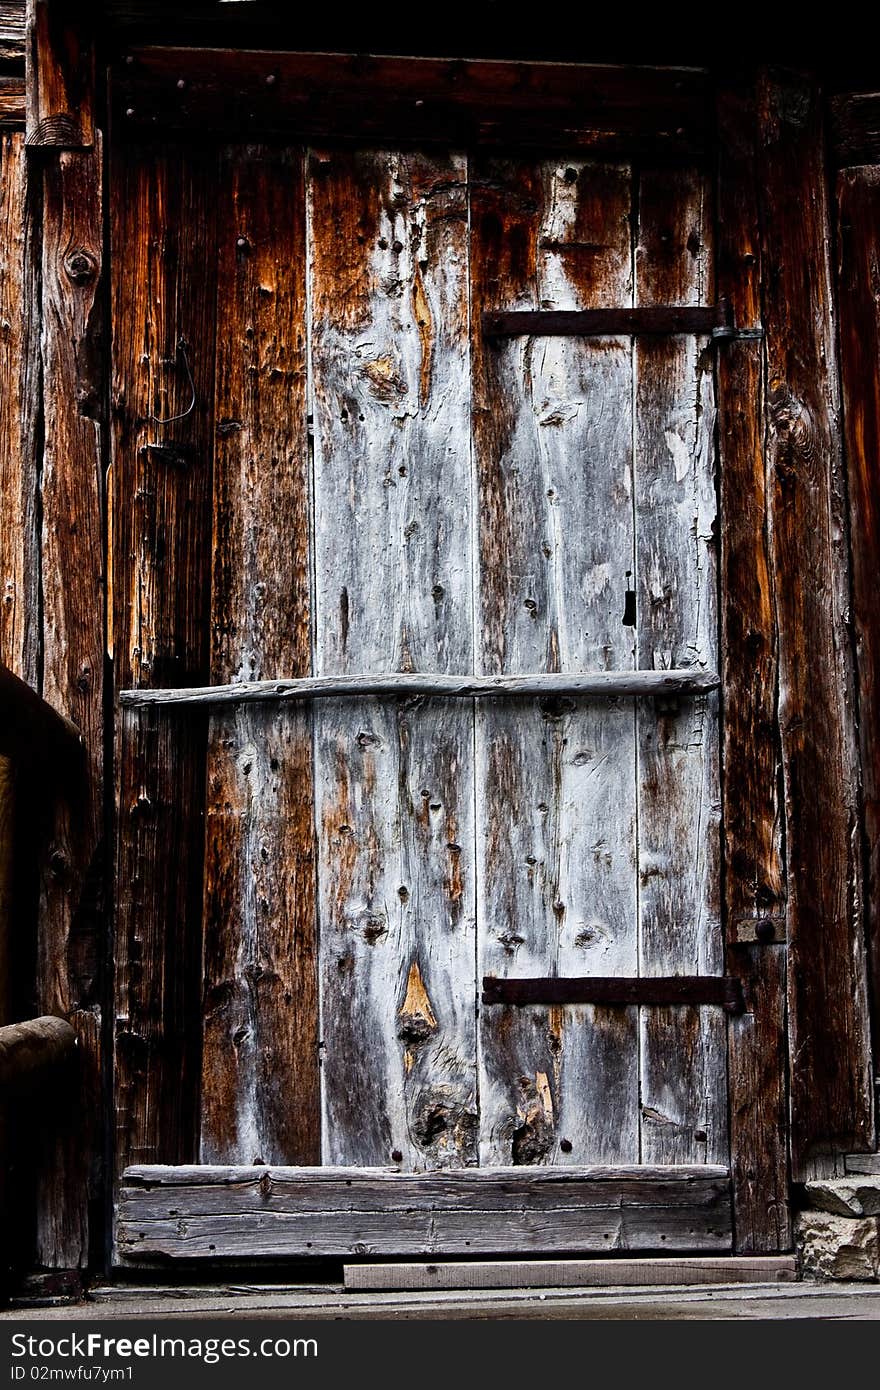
[199, 145, 318, 1166]
[120, 668, 719, 707]
[344, 1254, 797, 1290]
[846, 1154, 880, 1175]
[309, 149, 477, 1168]
[634, 167, 726, 1165]
[117, 1164, 732, 1259]
[472, 157, 639, 1167]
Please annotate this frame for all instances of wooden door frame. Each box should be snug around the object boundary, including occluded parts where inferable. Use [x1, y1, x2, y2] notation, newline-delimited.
[24, 0, 877, 1264]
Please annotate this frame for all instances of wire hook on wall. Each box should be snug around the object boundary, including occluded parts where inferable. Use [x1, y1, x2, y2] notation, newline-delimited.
[148, 337, 196, 425]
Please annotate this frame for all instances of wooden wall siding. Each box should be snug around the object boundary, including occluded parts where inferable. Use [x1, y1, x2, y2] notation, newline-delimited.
[837, 164, 880, 1083]
[200, 146, 318, 1165]
[716, 82, 790, 1251]
[634, 169, 725, 1165]
[309, 150, 478, 1168]
[471, 158, 641, 1166]
[112, 147, 218, 1174]
[36, 138, 104, 1267]
[756, 71, 873, 1176]
[0, 133, 38, 689]
[25, 0, 93, 148]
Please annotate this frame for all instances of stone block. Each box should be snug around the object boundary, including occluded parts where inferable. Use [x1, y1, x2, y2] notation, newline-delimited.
[804, 1177, 880, 1217]
[796, 1211, 879, 1281]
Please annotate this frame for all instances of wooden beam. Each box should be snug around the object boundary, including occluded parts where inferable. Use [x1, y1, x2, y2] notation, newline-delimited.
[756, 69, 874, 1178]
[481, 975, 744, 1013]
[344, 1255, 798, 1290]
[25, 0, 95, 148]
[716, 78, 791, 1251]
[119, 668, 721, 710]
[111, 49, 709, 158]
[117, 1165, 732, 1261]
[0, 77, 25, 127]
[0, 659, 83, 770]
[0, 1015, 76, 1092]
[836, 164, 880, 1090]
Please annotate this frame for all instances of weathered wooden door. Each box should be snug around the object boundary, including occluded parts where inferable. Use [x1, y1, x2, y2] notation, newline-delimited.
[112, 136, 731, 1260]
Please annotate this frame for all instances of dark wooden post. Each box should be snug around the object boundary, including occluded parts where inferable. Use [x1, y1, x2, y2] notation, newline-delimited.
[755, 68, 874, 1180]
[716, 77, 791, 1250]
[25, 0, 105, 1270]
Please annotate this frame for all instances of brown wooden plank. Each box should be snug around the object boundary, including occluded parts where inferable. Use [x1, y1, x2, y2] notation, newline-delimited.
[716, 80, 790, 1252]
[481, 976, 743, 1011]
[199, 145, 318, 1166]
[756, 70, 874, 1177]
[837, 164, 880, 1091]
[634, 166, 726, 1166]
[0, 133, 39, 690]
[112, 50, 708, 158]
[0, 77, 25, 126]
[472, 157, 640, 1167]
[116, 1164, 732, 1260]
[36, 138, 104, 1268]
[831, 93, 880, 168]
[111, 145, 218, 1177]
[25, 0, 94, 148]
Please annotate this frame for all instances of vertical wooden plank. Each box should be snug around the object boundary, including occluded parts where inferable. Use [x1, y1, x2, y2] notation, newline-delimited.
[36, 137, 104, 1268]
[200, 146, 318, 1165]
[756, 70, 874, 1177]
[310, 150, 478, 1168]
[472, 158, 640, 1165]
[0, 133, 40, 690]
[635, 167, 727, 1165]
[837, 163, 880, 1094]
[25, 0, 94, 149]
[717, 81, 791, 1251]
[112, 146, 217, 1175]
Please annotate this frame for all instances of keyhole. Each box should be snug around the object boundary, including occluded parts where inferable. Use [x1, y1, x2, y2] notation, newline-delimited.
[622, 571, 636, 627]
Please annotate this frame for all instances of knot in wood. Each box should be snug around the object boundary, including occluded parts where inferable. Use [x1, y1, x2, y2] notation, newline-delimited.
[64, 250, 98, 285]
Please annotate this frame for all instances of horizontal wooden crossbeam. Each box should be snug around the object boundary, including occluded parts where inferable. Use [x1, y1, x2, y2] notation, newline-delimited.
[117, 1164, 732, 1261]
[0, 1016, 77, 1095]
[482, 303, 733, 338]
[482, 975, 745, 1013]
[119, 668, 720, 709]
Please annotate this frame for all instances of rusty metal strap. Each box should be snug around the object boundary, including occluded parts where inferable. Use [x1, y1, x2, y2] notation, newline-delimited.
[482, 975, 745, 1014]
[482, 300, 739, 339]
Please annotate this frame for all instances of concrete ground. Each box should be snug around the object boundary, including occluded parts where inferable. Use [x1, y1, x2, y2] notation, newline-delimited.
[4, 1280, 880, 1320]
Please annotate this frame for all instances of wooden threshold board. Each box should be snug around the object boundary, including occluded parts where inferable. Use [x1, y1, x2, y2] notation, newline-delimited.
[117, 1165, 732, 1262]
[344, 1255, 797, 1291]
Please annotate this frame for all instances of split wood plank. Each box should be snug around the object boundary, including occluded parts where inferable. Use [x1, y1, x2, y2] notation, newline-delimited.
[200, 145, 318, 1166]
[344, 1254, 797, 1290]
[716, 80, 790, 1252]
[0, 77, 25, 127]
[472, 157, 640, 1166]
[25, 0, 94, 148]
[756, 70, 873, 1177]
[836, 164, 880, 1085]
[0, 133, 39, 691]
[117, 1164, 732, 1260]
[36, 138, 105, 1268]
[112, 50, 708, 160]
[111, 146, 219, 1175]
[634, 167, 726, 1165]
[120, 668, 720, 708]
[309, 149, 477, 1168]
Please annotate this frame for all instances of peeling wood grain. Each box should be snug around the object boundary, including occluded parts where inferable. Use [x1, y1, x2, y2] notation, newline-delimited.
[116, 1163, 732, 1259]
[836, 163, 880, 1088]
[310, 150, 477, 1169]
[36, 136, 105, 1268]
[716, 80, 790, 1252]
[111, 147, 218, 1177]
[472, 157, 640, 1166]
[757, 70, 874, 1177]
[200, 146, 318, 1167]
[634, 167, 726, 1165]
